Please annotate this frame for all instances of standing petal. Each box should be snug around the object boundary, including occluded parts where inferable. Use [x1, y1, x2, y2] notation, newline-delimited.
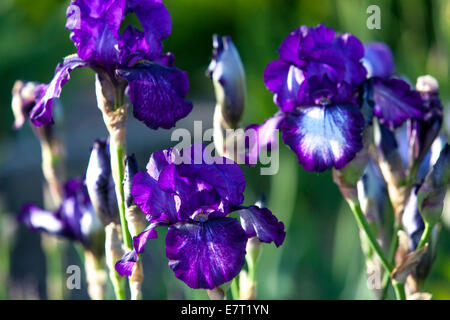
[30, 55, 87, 126]
[126, 0, 171, 59]
[235, 205, 286, 247]
[362, 42, 395, 78]
[66, 0, 125, 65]
[281, 104, 365, 172]
[117, 62, 193, 130]
[131, 171, 180, 222]
[372, 78, 424, 130]
[166, 218, 247, 289]
[264, 60, 307, 112]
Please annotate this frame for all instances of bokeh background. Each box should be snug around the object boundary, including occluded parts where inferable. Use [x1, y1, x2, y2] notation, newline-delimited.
[0, 0, 449, 299]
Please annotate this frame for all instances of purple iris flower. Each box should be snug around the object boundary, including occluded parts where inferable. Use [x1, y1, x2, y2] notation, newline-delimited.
[30, 0, 192, 130]
[18, 178, 103, 251]
[247, 24, 426, 172]
[115, 144, 285, 289]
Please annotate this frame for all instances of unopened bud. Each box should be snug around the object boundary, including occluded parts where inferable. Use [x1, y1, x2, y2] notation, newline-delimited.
[207, 35, 246, 129]
[417, 144, 450, 225]
[416, 75, 439, 94]
[86, 139, 120, 226]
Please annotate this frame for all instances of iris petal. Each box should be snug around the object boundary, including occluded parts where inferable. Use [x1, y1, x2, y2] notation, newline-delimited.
[126, 0, 171, 60]
[66, 0, 124, 65]
[117, 63, 193, 130]
[281, 104, 365, 172]
[244, 113, 285, 165]
[133, 222, 160, 254]
[131, 171, 179, 222]
[30, 55, 87, 126]
[165, 218, 247, 289]
[362, 42, 395, 78]
[372, 78, 424, 129]
[264, 60, 307, 112]
[236, 205, 286, 247]
[18, 204, 67, 238]
[115, 250, 139, 277]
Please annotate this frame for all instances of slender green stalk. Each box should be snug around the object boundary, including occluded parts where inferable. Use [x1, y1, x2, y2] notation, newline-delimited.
[392, 282, 406, 300]
[416, 222, 433, 250]
[111, 142, 132, 250]
[230, 277, 239, 300]
[381, 224, 401, 299]
[348, 201, 405, 300]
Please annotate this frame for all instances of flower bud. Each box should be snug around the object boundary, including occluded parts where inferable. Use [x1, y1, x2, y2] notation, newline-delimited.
[11, 80, 41, 129]
[402, 187, 425, 250]
[85, 139, 120, 226]
[207, 34, 246, 129]
[124, 154, 139, 208]
[417, 144, 450, 225]
[407, 75, 443, 174]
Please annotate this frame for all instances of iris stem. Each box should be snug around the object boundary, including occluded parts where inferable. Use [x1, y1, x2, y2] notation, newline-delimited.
[230, 276, 240, 300]
[416, 222, 433, 250]
[111, 142, 133, 250]
[348, 201, 405, 300]
[380, 224, 400, 299]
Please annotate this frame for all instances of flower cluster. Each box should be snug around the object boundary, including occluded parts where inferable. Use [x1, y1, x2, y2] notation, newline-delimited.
[248, 24, 426, 172]
[27, 0, 192, 130]
[116, 144, 285, 289]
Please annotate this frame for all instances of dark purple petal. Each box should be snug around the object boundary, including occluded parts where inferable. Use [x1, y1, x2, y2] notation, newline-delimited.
[133, 222, 160, 254]
[115, 250, 138, 277]
[165, 218, 247, 289]
[146, 148, 180, 180]
[236, 205, 286, 247]
[372, 78, 424, 130]
[126, 0, 171, 60]
[119, 26, 152, 66]
[66, 0, 125, 65]
[18, 204, 68, 238]
[362, 42, 395, 78]
[333, 33, 367, 85]
[277, 28, 311, 67]
[131, 171, 180, 222]
[244, 113, 285, 165]
[281, 104, 365, 172]
[117, 63, 193, 130]
[176, 144, 246, 209]
[264, 60, 307, 112]
[30, 55, 87, 126]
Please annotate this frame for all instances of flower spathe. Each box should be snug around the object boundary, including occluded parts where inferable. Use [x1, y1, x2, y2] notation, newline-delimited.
[33, 0, 192, 130]
[116, 145, 286, 289]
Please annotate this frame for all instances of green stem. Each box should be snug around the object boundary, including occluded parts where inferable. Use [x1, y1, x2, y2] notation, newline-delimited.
[416, 222, 433, 250]
[381, 224, 401, 299]
[112, 274, 126, 300]
[348, 201, 405, 300]
[392, 281, 406, 300]
[230, 277, 239, 300]
[111, 142, 132, 250]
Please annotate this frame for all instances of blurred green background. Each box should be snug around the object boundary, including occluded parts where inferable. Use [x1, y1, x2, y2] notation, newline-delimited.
[0, 0, 449, 300]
